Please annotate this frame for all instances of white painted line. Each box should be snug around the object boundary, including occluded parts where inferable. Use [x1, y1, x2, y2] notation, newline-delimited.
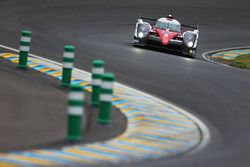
[202, 46, 250, 68]
[202, 51, 231, 68]
[115, 82, 211, 154]
[0, 43, 211, 154]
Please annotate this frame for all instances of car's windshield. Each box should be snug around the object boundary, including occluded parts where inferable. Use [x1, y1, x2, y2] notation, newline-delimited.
[155, 20, 181, 32]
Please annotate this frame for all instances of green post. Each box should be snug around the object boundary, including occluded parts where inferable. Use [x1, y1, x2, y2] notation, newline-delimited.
[62, 45, 75, 87]
[18, 30, 32, 69]
[91, 60, 104, 106]
[67, 85, 84, 141]
[98, 73, 115, 125]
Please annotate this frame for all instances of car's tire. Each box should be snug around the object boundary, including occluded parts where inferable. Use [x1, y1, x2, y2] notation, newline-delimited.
[189, 48, 197, 58]
[189, 51, 196, 58]
[133, 37, 147, 47]
[182, 47, 197, 58]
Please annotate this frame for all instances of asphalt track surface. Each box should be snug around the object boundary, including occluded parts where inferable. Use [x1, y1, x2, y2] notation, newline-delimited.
[0, 0, 250, 167]
[0, 58, 66, 151]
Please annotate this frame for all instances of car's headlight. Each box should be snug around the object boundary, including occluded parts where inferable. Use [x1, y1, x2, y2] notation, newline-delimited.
[184, 32, 196, 48]
[187, 41, 194, 48]
[137, 24, 150, 38]
[138, 32, 144, 38]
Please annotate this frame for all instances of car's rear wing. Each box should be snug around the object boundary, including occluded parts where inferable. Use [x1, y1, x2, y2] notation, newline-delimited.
[139, 16, 157, 22]
[140, 16, 199, 30]
[181, 24, 199, 30]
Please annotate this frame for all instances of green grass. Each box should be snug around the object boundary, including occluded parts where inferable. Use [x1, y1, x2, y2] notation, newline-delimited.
[231, 54, 250, 69]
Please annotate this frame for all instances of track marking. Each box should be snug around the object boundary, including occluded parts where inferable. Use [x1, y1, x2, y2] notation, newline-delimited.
[0, 44, 210, 165]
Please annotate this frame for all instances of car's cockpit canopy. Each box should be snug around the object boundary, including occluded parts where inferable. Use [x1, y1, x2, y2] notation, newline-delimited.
[155, 18, 181, 32]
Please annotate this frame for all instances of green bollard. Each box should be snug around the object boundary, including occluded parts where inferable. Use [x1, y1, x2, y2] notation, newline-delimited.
[67, 85, 84, 141]
[91, 60, 104, 106]
[62, 45, 75, 87]
[98, 73, 115, 125]
[18, 30, 32, 69]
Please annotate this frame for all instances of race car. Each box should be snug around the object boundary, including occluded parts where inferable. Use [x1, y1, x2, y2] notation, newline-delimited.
[133, 14, 199, 58]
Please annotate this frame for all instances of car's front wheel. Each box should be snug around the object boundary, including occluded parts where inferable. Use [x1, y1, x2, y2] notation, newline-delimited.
[182, 47, 197, 58]
[189, 49, 196, 58]
[133, 37, 147, 47]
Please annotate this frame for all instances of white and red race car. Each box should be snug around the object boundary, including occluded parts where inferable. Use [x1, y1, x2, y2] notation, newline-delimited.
[133, 14, 199, 58]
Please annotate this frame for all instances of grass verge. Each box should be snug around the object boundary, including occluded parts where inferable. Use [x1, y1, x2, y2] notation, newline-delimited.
[209, 54, 250, 69]
[231, 54, 250, 69]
